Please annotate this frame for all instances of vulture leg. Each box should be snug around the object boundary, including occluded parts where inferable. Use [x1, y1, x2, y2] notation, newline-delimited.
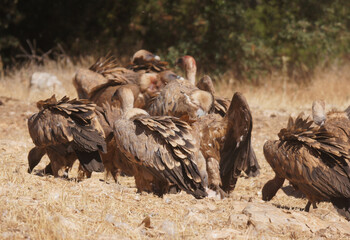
[305, 201, 312, 212]
[313, 202, 318, 209]
[101, 141, 123, 183]
[207, 157, 227, 199]
[46, 149, 66, 177]
[43, 163, 53, 175]
[77, 163, 92, 180]
[262, 174, 285, 201]
[28, 146, 46, 173]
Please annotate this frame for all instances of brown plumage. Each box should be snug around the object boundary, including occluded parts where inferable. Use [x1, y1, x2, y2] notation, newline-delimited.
[27, 95, 106, 177]
[193, 92, 259, 196]
[176, 56, 230, 116]
[197, 75, 230, 117]
[262, 112, 350, 218]
[112, 86, 207, 198]
[73, 54, 133, 99]
[94, 101, 137, 182]
[147, 78, 215, 122]
[73, 68, 108, 99]
[127, 49, 168, 73]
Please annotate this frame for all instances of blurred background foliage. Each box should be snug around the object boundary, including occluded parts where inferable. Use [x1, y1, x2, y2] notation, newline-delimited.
[0, 0, 350, 82]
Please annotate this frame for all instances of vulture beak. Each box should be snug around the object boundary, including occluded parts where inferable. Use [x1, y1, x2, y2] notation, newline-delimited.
[154, 55, 161, 61]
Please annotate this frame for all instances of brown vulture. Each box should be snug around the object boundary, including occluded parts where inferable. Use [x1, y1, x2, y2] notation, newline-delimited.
[111, 85, 208, 198]
[262, 106, 350, 219]
[147, 71, 259, 197]
[192, 92, 259, 197]
[27, 95, 106, 177]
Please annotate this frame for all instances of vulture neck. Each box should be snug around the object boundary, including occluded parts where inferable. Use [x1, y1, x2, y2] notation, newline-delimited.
[186, 68, 196, 85]
[312, 100, 326, 126]
[120, 90, 149, 119]
[120, 97, 134, 113]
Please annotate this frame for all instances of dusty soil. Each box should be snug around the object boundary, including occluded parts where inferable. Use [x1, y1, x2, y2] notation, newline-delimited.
[1, 95, 350, 240]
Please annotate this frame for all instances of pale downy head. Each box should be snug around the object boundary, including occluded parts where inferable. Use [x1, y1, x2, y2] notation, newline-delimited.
[197, 75, 215, 94]
[175, 55, 197, 85]
[190, 90, 214, 117]
[132, 49, 160, 64]
[158, 70, 184, 84]
[312, 100, 326, 126]
[139, 73, 163, 97]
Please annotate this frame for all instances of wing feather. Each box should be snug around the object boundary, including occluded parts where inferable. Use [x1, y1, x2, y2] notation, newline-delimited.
[114, 116, 207, 198]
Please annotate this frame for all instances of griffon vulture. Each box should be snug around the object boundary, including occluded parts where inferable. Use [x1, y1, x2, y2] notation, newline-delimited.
[112, 85, 208, 198]
[262, 109, 350, 219]
[27, 95, 106, 177]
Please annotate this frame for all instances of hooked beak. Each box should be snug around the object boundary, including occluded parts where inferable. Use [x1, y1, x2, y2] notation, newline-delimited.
[177, 75, 185, 81]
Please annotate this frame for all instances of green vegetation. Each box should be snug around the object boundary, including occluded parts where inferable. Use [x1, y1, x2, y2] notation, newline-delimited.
[1, 0, 350, 82]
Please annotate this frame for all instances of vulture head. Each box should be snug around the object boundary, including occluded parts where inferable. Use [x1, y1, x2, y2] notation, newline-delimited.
[312, 100, 326, 126]
[158, 70, 184, 84]
[176, 55, 197, 85]
[132, 49, 160, 64]
[139, 73, 163, 97]
[197, 75, 215, 94]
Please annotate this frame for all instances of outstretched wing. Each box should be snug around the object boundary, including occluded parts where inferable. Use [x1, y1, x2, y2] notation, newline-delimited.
[114, 115, 207, 198]
[220, 92, 260, 192]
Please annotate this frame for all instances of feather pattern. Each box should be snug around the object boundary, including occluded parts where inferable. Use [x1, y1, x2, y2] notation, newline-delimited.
[28, 95, 106, 174]
[263, 113, 350, 217]
[113, 114, 207, 198]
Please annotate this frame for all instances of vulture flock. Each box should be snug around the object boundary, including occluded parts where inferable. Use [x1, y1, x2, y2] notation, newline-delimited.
[27, 50, 350, 220]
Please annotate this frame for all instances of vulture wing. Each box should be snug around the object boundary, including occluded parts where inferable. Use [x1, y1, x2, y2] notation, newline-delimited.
[214, 97, 230, 117]
[220, 92, 260, 192]
[114, 115, 207, 198]
[127, 58, 168, 73]
[263, 114, 350, 202]
[28, 97, 106, 172]
[89, 54, 133, 79]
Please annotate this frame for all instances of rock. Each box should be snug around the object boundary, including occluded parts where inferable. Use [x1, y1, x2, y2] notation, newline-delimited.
[242, 203, 309, 233]
[29, 72, 66, 99]
[227, 213, 249, 227]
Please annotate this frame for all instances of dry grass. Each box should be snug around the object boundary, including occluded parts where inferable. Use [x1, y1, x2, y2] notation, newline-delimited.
[1, 59, 350, 239]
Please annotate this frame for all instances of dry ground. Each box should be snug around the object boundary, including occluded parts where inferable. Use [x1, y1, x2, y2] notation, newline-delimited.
[1, 60, 350, 239]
